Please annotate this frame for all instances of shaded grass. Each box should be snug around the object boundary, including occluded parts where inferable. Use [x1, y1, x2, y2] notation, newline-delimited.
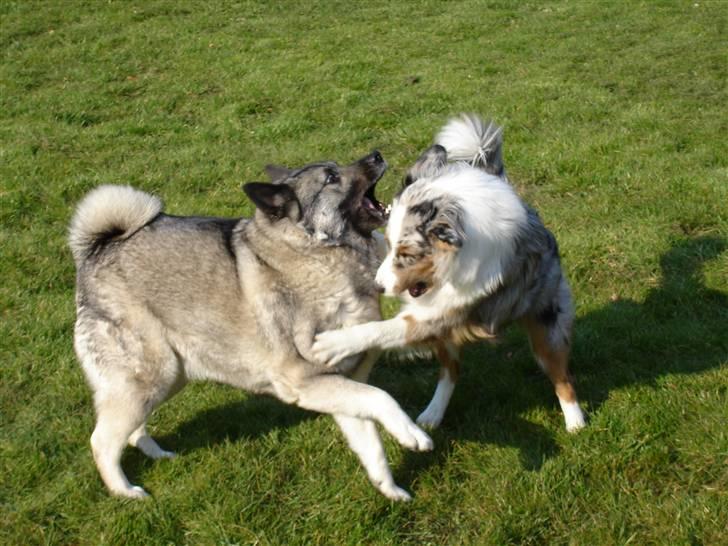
[1, 1, 726, 544]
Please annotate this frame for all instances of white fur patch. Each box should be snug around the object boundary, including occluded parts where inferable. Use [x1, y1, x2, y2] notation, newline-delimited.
[558, 398, 586, 432]
[436, 115, 503, 166]
[375, 254, 398, 296]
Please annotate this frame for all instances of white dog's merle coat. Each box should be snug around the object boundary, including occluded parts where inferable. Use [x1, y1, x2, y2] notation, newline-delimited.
[313, 115, 586, 432]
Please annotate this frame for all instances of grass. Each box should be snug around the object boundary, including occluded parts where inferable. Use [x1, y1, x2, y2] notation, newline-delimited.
[1, 1, 726, 544]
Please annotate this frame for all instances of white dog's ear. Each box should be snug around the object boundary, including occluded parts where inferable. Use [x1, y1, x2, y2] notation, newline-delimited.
[264, 165, 294, 181]
[427, 203, 464, 249]
[243, 182, 301, 221]
[404, 144, 447, 187]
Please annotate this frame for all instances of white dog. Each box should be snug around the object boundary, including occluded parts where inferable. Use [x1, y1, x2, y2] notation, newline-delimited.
[314, 115, 586, 432]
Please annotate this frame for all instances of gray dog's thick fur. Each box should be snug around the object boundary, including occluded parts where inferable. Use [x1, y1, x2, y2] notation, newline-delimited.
[70, 152, 432, 501]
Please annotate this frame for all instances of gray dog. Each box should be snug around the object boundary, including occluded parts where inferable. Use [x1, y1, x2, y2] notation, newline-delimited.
[69, 151, 432, 501]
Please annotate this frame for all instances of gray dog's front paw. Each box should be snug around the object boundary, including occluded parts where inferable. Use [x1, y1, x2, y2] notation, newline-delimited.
[393, 420, 434, 453]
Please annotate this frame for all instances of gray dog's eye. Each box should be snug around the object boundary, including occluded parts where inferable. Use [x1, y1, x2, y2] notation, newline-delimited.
[325, 172, 340, 185]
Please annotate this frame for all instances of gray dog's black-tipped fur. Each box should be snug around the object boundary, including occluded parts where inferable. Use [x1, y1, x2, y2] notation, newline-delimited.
[69, 151, 432, 502]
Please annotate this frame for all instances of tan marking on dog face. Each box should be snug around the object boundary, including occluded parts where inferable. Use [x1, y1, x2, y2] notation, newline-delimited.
[390, 230, 461, 298]
[395, 243, 417, 258]
[393, 247, 435, 296]
[431, 237, 460, 252]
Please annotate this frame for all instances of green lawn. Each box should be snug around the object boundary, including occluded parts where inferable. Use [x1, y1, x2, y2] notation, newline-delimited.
[1, 1, 726, 544]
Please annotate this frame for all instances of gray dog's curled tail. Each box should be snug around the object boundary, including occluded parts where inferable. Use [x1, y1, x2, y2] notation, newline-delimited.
[69, 185, 162, 264]
[436, 114, 505, 177]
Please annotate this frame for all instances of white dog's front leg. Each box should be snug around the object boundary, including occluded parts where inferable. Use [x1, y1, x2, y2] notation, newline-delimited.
[312, 317, 410, 367]
[334, 415, 412, 501]
[417, 343, 460, 429]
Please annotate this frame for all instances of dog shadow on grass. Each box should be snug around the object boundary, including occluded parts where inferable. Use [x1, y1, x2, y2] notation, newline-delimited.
[121, 395, 314, 485]
[123, 237, 725, 490]
[569, 235, 726, 407]
[387, 235, 726, 483]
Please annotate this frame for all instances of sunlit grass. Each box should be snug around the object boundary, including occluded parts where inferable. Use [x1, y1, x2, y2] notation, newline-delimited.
[1, 1, 726, 544]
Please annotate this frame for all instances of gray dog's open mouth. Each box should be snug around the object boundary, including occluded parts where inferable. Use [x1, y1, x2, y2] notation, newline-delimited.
[361, 182, 388, 223]
[350, 150, 389, 235]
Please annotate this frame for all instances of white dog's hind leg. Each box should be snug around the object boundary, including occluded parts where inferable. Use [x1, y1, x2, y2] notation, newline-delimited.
[334, 415, 412, 501]
[523, 317, 586, 433]
[91, 396, 150, 498]
[128, 424, 175, 459]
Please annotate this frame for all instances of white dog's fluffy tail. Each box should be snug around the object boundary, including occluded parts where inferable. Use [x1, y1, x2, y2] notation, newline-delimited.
[69, 185, 162, 264]
[436, 114, 505, 177]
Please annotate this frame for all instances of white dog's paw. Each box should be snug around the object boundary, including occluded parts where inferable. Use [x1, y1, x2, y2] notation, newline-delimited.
[379, 483, 412, 502]
[416, 407, 444, 429]
[114, 485, 149, 499]
[312, 329, 359, 367]
[154, 449, 176, 459]
[565, 414, 587, 433]
[560, 400, 587, 433]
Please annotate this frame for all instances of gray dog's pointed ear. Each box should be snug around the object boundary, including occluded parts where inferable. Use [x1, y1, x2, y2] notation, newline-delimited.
[404, 144, 447, 187]
[427, 202, 464, 249]
[264, 165, 293, 181]
[243, 182, 301, 221]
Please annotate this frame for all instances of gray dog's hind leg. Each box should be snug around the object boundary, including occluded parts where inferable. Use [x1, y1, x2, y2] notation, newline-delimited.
[90, 394, 153, 498]
[128, 423, 175, 460]
[334, 415, 412, 501]
[76, 311, 183, 497]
